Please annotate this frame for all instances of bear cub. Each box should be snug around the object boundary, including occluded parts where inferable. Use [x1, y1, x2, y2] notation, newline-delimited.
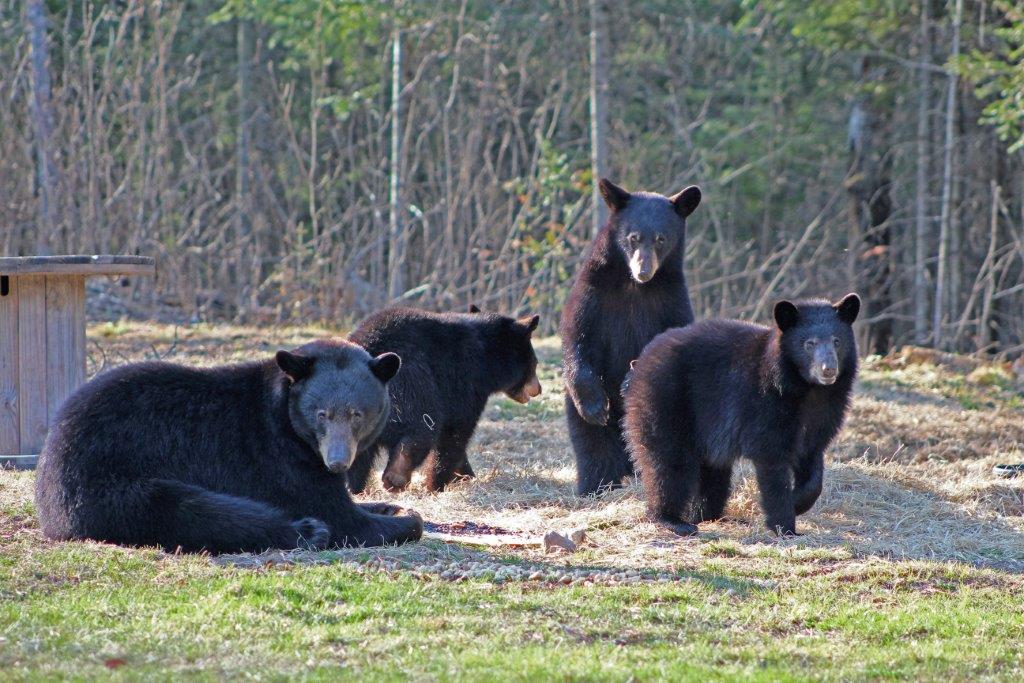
[347, 306, 542, 493]
[624, 294, 860, 536]
[561, 178, 701, 495]
[35, 339, 422, 553]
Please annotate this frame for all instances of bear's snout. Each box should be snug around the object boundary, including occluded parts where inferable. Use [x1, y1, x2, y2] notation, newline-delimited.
[629, 248, 659, 284]
[319, 421, 357, 474]
[508, 373, 542, 404]
[809, 347, 840, 385]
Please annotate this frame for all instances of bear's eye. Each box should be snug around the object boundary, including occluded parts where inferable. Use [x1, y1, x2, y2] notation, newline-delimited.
[628, 233, 639, 246]
[316, 410, 328, 422]
[803, 340, 815, 352]
[654, 234, 665, 245]
[350, 409, 364, 420]
[833, 338, 841, 347]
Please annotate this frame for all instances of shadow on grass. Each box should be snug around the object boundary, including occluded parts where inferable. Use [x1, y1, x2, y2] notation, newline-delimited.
[211, 540, 768, 597]
[716, 464, 1024, 574]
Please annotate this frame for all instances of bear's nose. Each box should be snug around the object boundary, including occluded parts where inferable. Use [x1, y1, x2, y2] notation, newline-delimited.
[821, 365, 837, 378]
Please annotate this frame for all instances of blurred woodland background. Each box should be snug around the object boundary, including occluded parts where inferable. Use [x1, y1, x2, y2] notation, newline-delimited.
[2, 0, 1024, 355]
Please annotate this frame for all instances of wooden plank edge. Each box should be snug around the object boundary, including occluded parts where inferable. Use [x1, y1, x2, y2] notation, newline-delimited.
[0, 263, 155, 277]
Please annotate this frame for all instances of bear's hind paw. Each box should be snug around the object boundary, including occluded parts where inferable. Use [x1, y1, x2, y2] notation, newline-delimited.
[360, 501, 404, 516]
[292, 517, 330, 550]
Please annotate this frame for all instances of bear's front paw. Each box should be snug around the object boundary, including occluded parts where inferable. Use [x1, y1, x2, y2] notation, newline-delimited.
[361, 501, 404, 516]
[576, 394, 610, 426]
[767, 522, 800, 537]
[381, 470, 411, 492]
[292, 517, 330, 550]
[652, 515, 699, 537]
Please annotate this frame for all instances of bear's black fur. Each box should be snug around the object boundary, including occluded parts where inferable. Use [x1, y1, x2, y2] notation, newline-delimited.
[35, 339, 423, 553]
[624, 294, 860, 536]
[561, 178, 701, 495]
[347, 307, 542, 493]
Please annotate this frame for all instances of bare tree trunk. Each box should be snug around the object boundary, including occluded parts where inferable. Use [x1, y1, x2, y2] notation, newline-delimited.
[388, 24, 405, 300]
[846, 57, 894, 355]
[589, 0, 609, 237]
[972, 181, 999, 350]
[932, 0, 962, 348]
[913, 0, 931, 343]
[236, 17, 252, 314]
[25, 0, 57, 255]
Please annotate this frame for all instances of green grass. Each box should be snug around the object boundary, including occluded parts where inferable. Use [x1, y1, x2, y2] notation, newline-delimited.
[2, 468, 1022, 681]
[859, 358, 1024, 412]
[1, 536, 1021, 681]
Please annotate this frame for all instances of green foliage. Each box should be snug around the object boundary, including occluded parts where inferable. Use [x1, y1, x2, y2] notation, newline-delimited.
[750, 0, 905, 52]
[210, 0, 388, 118]
[959, 2, 1024, 152]
[210, 1, 385, 74]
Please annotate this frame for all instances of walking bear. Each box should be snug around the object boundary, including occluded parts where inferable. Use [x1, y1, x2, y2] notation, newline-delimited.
[624, 294, 860, 536]
[347, 307, 542, 493]
[561, 178, 701, 495]
[35, 339, 423, 553]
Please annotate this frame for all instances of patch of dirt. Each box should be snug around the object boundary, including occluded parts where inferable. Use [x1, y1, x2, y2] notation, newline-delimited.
[422, 520, 517, 536]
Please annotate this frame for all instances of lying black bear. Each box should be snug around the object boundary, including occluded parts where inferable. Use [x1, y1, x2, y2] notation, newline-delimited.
[347, 307, 542, 493]
[624, 294, 860, 536]
[561, 178, 701, 495]
[35, 339, 422, 553]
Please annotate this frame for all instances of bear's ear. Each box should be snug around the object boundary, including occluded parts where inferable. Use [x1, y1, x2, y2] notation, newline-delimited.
[669, 186, 701, 218]
[598, 178, 631, 212]
[773, 300, 800, 332]
[276, 350, 315, 381]
[468, 304, 481, 313]
[833, 293, 861, 324]
[369, 352, 401, 383]
[517, 314, 540, 335]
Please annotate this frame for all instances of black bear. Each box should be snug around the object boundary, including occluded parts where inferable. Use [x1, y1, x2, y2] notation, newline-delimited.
[623, 294, 860, 536]
[35, 339, 423, 553]
[347, 307, 542, 493]
[561, 178, 701, 495]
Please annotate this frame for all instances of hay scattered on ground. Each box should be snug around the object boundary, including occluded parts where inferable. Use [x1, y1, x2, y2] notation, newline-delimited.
[3, 324, 1022, 578]
[363, 337, 1024, 574]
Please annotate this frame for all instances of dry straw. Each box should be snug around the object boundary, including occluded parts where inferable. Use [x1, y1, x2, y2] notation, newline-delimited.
[3, 327, 1021, 576]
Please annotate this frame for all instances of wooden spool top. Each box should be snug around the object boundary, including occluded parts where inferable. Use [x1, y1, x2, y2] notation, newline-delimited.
[0, 255, 155, 277]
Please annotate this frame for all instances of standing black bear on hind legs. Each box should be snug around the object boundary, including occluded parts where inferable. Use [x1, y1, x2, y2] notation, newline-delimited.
[624, 294, 860, 537]
[561, 178, 701, 495]
[35, 339, 423, 553]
